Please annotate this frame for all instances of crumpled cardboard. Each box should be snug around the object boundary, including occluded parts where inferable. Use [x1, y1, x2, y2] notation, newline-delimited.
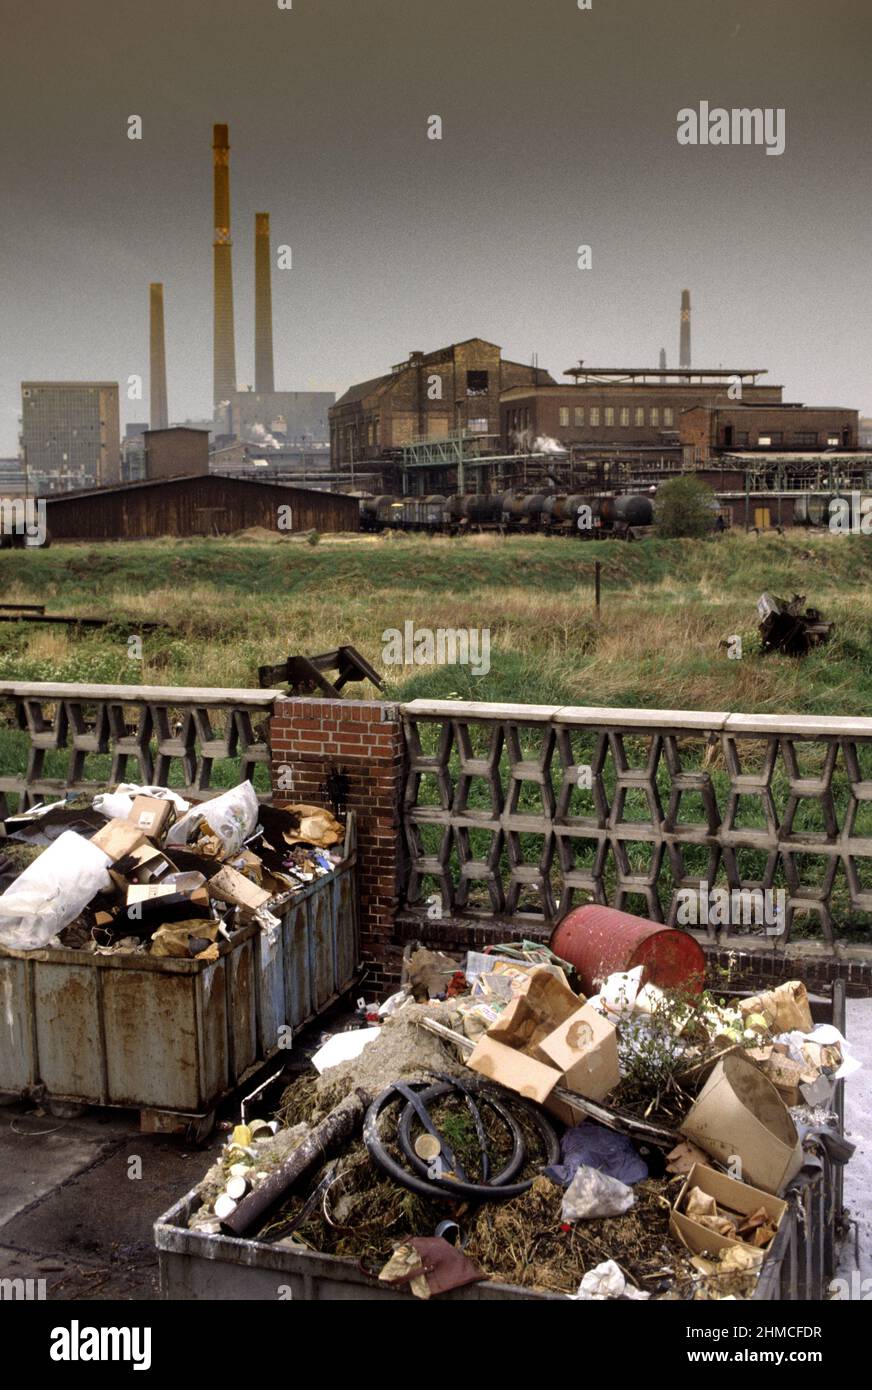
[207, 864, 273, 913]
[739, 980, 813, 1035]
[378, 1237, 483, 1299]
[680, 1052, 803, 1194]
[150, 919, 220, 959]
[273, 801, 344, 849]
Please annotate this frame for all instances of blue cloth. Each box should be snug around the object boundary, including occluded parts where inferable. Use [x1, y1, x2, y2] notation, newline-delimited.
[544, 1121, 649, 1186]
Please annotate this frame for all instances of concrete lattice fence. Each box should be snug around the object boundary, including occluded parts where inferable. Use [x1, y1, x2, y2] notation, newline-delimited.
[400, 699, 872, 944]
[3, 685, 872, 972]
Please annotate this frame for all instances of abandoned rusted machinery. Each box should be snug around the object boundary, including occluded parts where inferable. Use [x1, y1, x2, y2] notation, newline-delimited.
[757, 592, 833, 656]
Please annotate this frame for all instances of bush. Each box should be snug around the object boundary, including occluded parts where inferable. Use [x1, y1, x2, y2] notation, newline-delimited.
[306, 530, 321, 546]
[655, 476, 718, 539]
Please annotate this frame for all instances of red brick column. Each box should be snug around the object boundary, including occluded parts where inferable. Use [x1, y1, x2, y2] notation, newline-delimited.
[269, 697, 406, 993]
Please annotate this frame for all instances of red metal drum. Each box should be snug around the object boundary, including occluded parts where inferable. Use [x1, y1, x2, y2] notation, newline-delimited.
[550, 904, 705, 996]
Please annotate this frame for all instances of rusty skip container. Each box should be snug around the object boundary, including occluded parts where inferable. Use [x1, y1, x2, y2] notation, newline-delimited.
[154, 984, 846, 1301]
[0, 817, 359, 1120]
[550, 903, 705, 996]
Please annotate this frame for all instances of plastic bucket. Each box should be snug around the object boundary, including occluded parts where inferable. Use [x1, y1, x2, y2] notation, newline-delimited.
[550, 904, 705, 996]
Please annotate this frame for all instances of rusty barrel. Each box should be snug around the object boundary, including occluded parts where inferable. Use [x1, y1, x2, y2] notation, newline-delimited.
[550, 904, 705, 996]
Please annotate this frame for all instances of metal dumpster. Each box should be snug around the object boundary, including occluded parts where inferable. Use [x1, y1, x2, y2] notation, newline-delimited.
[0, 818, 360, 1124]
[154, 980, 849, 1300]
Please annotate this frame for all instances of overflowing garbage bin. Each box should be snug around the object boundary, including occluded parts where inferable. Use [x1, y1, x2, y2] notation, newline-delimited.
[154, 924, 855, 1301]
[0, 782, 360, 1126]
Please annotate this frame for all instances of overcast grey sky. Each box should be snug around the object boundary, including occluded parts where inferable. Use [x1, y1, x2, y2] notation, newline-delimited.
[1, 0, 870, 452]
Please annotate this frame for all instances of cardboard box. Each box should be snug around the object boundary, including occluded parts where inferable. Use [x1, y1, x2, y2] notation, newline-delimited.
[124, 842, 176, 883]
[467, 966, 619, 1108]
[466, 1036, 562, 1104]
[680, 1052, 803, 1194]
[127, 881, 210, 909]
[208, 864, 272, 912]
[538, 1002, 621, 1101]
[127, 795, 175, 840]
[90, 818, 148, 862]
[670, 1162, 787, 1259]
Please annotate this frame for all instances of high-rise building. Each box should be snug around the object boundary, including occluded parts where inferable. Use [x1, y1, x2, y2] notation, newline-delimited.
[20, 382, 120, 492]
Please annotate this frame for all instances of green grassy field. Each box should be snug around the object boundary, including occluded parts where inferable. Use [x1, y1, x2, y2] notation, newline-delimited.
[1, 528, 870, 713]
[2, 529, 871, 937]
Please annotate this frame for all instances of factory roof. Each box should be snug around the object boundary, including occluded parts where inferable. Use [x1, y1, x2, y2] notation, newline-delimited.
[333, 375, 391, 409]
[41, 473, 341, 504]
[563, 367, 768, 382]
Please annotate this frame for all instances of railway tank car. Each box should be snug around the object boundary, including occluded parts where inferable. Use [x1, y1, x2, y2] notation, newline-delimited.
[358, 491, 656, 538]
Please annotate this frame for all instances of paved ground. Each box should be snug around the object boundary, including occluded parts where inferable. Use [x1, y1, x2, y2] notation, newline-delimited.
[836, 997, 872, 1291]
[1, 999, 869, 1301]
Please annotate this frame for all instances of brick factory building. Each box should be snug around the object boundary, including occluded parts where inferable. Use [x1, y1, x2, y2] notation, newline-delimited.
[500, 366, 782, 456]
[680, 403, 858, 464]
[42, 474, 359, 541]
[143, 426, 210, 480]
[330, 339, 553, 469]
[20, 381, 121, 492]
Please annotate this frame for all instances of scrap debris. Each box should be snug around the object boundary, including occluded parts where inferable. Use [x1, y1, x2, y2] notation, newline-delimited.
[185, 936, 856, 1301]
[757, 591, 833, 655]
[0, 781, 346, 957]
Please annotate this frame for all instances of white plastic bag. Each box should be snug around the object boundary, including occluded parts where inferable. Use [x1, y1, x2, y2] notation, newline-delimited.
[0, 831, 112, 951]
[560, 1165, 635, 1222]
[570, 1259, 651, 1301]
[92, 784, 190, 821]
[166, 781, 259, 855]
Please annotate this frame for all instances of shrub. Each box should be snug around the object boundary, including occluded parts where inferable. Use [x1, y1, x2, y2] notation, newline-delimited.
[655, 476, 718, 538]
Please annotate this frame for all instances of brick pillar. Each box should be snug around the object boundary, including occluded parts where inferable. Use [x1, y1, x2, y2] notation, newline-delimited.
[269, 697, 406, 992]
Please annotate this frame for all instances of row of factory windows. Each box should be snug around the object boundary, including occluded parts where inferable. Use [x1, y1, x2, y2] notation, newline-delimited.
[508, 406, 678, 431]
[727, 430, 845, 447]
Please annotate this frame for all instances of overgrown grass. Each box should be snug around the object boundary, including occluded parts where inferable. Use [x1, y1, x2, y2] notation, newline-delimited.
[1, 529, 871, 712]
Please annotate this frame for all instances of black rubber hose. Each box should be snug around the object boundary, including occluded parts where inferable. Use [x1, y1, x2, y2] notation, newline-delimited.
[363, 1080, 560, 1203]
[397, 1081, 525, 1188]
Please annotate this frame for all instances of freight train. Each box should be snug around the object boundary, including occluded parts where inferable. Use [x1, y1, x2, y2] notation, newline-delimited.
[359, 491, 655, 539]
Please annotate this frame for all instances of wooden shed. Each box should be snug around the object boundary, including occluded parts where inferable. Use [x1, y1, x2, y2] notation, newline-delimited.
[42, 474, 359, 540]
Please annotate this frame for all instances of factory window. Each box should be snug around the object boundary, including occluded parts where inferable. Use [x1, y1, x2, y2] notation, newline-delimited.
[758, 431, 781, 446]
[827, 434, 839, 447]
[735, 432, 749, 446]
[663, 407, 674, 427]
[469, 417, 488, 433]
[574, 407, 584, 426]
[559, 407, 569, 427]
[620, 407, 629, 426]
[650, 407, 660, 426]
[793, 431, 818, 446]
[590, 407, 600, 426]
[467, 370, 489, 396]
[604, 407, 615, 426]
[634, 406, 645, 426]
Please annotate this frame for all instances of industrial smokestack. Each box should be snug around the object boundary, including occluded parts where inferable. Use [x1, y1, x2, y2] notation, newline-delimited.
[149, 282, 168, 430]
[658, 346, 667, 384]
[679, 289, 691, 371]
[213, 123, 237, 413]
[254, 212, 275, 394]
